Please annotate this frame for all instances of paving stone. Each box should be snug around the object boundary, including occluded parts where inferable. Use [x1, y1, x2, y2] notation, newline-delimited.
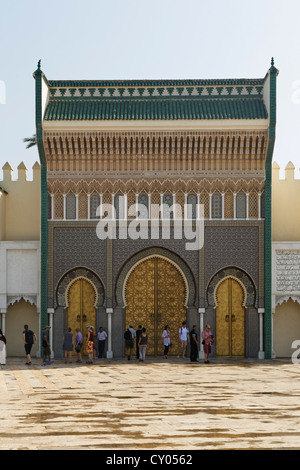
[0, 357, 299, 450]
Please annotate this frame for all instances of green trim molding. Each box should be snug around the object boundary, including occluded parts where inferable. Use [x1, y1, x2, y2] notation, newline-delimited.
[264, 58, 279, 359]
[33, 61, 48, 354]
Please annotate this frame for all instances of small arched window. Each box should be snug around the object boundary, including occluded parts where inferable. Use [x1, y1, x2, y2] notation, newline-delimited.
[114, 194, 125, 220]
[187, 194, 197, 219]
[137, 194, 149, 219]
[211, 193, 222, 219]
[66, 193, 76, 220]
[162, 194, 174, 219]
[90, 194, 100, 219]
[236, 193, 246, 219]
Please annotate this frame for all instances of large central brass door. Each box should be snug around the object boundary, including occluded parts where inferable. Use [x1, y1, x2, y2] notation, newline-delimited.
[67, 278, 96, 354]
[125, 257, 186, 356]
[216, 278, 245, 357]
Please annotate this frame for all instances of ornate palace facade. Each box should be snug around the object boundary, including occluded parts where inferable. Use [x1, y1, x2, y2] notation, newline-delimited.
[33, 60, 278, 359]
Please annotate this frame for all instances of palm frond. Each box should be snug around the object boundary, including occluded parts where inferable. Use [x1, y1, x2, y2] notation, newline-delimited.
[23, 134, 37, 149]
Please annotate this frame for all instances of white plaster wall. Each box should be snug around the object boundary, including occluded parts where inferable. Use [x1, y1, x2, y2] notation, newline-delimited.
[7, 249, 38, 294]
[0, 241, 40, 310]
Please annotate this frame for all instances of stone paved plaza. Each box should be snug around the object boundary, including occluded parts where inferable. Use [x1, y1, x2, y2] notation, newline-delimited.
[0, 357, 299, 450]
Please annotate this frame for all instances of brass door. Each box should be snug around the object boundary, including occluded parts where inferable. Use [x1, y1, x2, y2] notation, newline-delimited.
[216, 278, 245, 357]
[125, 257, 186, 356]
[67, 279, 96, 354]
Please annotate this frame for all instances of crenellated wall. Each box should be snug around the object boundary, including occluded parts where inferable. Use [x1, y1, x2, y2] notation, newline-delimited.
[0, 162, 41, 241]
[272, 161, 300, 242]
[0, 161, 41, 355]
[272, 161, 300, 357]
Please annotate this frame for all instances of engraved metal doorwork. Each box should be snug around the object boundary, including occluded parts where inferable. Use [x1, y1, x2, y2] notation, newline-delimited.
[125, 257, 187, 356]
[216, 278, 245, 357]
[67, 278, 96, 354]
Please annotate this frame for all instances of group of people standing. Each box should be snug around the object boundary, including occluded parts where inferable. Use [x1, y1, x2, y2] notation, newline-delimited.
[22, 324, 109, 366]
[62, 325, 108, 364]
[124, 325, 148, 362]
[176, 322, 214, 364]
[124, 321, 214, 364]
[0, 321, 213, 366]
[0, 324, 38, 367]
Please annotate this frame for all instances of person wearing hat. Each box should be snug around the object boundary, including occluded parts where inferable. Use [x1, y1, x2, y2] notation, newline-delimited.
[86, 325, 94, 364]
[42, 325, 51, 365]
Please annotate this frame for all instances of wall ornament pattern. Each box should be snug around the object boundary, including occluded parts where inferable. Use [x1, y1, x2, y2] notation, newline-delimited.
[275, 295, 300, 308]
[55, 267, 105, 308]
[7, 296, 38, 308]
[207, 266, 256, 308]
[115, 247, 196, 308]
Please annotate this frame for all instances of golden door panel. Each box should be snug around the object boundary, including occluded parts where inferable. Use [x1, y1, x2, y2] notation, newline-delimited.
[216, 279, 230, 357]
[231, 279, 245, 357]
[67, 278, 96, 355]
[125, 259, 156, 355]
[82, 280, 96, 331]
[157, 259, 186, 357]
[216, 278, 245, 358]
[67, 280, 82, 332]
[125, 257, 187, 356]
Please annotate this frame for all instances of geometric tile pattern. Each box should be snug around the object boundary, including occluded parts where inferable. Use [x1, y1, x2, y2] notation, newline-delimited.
[204, 223, 261, 307]
[56, 266, 105, 308]
[206, 266, 256, 308]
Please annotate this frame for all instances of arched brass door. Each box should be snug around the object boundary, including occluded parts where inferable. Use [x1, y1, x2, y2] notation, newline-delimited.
[67, 278, 96, 354]
[216, 278, 245, 357]
[125, 257, 187, 356]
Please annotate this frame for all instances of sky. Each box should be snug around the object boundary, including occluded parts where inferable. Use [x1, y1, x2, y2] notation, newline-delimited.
[0, 0, 300, 180]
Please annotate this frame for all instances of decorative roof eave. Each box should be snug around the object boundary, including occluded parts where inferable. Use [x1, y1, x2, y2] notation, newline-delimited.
[42, 118, 270, 132]
[39, 61, 275, 126]
[46, 84, 265, 99]
[47, 78, 266, 88]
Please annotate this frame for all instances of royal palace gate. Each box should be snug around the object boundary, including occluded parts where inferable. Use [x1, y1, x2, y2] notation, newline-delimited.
[215, 277, 246, 358]
[67, 278, 96, 344]
[34, 61, 278, 359]
[124, 256, 187, 356]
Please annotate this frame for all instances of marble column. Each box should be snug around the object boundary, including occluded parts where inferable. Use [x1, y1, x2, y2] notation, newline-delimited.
[199, 308, 205, 359]
[106, 308, 113, 358]
[258, 308, 265, 359]
[47, 308, 55, 359]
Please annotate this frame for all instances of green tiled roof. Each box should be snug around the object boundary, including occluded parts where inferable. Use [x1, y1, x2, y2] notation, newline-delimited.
[44, 77, 269, 121]
[45, 97, 267, 121]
